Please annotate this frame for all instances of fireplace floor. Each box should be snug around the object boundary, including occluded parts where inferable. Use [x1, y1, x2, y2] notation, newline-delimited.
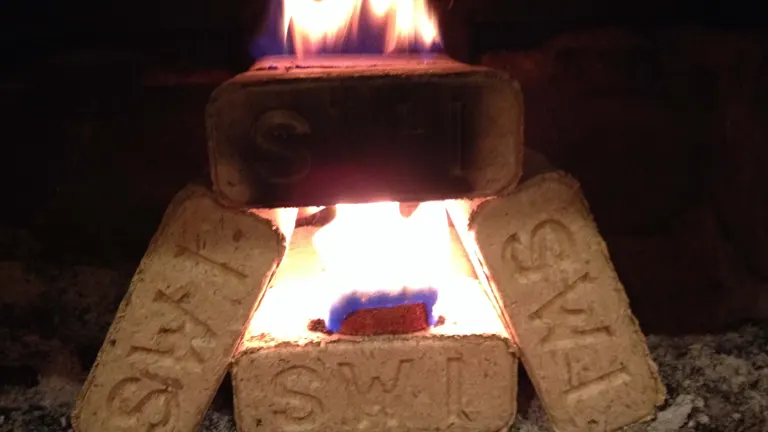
[0, 323, 766, 432]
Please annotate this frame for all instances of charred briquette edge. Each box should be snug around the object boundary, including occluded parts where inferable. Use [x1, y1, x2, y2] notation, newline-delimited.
[295, 206, 336, 228]
[206, 54, 524, 208]
[72, 184, 297, 432]
[445, 197, 506, 335]
[450, 171, 666, 432]
[295, 202, 426, 229]
[248, 55, 482, 71]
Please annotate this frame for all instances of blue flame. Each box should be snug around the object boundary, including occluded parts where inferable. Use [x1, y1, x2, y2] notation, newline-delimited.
[249, 0, 442, 60]
[249, 0, 285, 59]
[327, 287, 439, 333]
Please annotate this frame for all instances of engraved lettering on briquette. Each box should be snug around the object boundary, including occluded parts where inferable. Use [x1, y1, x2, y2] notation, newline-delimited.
[338, 359, 413, 417]
[558, 351, 633, 429]
[339, 359, 413, 395]
[529, 273, 613, 351]
[252, 109, 311, 184]
[125, 287, 218, 374]
[447, 357, 470, 422]
[105, 375, 180, 432]
[564, 364, 632, 404]
[175, 245, 248, 280]
[503, 219, 577, 278]
[271, 366, 326, 430]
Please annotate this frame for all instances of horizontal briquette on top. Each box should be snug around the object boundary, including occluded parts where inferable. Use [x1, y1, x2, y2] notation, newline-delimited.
[73, 185, 292, 432]
[206, 54, 523, 209]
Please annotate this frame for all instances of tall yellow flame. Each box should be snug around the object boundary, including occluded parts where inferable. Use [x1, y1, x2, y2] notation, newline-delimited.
[283, 0, 440, 57]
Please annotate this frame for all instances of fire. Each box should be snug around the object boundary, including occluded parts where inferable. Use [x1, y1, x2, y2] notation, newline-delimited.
[282, 0, 441, 57]
[247, 199, 507, 339]
[312, 201, 456, 305]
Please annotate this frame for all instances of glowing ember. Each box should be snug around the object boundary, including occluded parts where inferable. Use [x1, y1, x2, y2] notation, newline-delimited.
[312, 201, 456, 331]
[282, 0, 441, 57]
[329, 287, 438, 333]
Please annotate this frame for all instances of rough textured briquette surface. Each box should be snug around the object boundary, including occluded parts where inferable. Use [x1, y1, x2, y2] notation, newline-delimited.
[1, 324, 766, 431]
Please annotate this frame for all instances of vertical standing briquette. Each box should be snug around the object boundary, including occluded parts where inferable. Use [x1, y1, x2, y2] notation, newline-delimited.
[72, 185, 294, 432]
[451, 172, 666, 432]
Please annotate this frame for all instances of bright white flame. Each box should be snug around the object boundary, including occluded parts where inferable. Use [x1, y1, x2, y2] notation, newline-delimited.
[368, 0, 440, 52]
[282, 0, 360, 56]
[312, 201, 455, 300]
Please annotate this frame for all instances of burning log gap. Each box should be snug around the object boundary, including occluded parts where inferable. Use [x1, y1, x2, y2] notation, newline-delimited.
[244, 200, 509, 345]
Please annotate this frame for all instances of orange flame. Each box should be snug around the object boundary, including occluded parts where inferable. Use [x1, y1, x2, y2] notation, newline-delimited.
[283, 0, 441, 57]
[246, 200, 508, 339]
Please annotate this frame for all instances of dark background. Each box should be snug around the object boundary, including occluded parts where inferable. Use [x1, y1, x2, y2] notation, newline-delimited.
[1, 0, 767, 375]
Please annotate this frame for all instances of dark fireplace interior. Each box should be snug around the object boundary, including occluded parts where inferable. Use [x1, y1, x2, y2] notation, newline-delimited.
[1, 0, 766, 430]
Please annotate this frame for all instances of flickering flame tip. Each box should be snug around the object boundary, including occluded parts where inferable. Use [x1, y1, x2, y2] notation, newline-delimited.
[281, 0, 441, 58]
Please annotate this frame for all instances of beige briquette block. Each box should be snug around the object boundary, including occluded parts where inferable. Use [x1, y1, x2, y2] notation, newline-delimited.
[231, 219, 518, 432]
[463, 172, 666, 432]
[207, 55, 523, 208]
[233, 334, 517, 432]
[72, 184, 294, 432]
